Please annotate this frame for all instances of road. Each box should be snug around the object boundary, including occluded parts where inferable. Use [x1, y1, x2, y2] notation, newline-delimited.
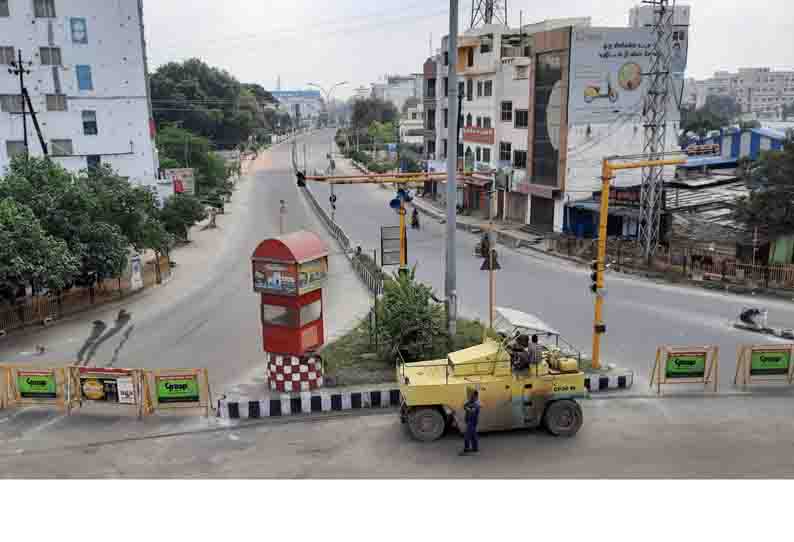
[0, 131, 371, 393]
[306, 132, 794, 388]
[2, 394, 794, 478]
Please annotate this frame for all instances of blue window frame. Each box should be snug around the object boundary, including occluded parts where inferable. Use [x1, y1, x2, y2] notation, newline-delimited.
[76, 65, 93, 91]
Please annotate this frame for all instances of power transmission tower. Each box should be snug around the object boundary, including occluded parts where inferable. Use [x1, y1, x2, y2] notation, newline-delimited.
[638, 0, 675, 261]
[470, 0, 507, 29]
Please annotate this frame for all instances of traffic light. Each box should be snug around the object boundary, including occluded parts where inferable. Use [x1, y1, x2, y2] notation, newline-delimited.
[590, 260, 601, 294]
[296, 171, 306, 187]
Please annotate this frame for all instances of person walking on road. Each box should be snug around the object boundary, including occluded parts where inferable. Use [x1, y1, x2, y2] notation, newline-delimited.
[461, 390, 481, 455]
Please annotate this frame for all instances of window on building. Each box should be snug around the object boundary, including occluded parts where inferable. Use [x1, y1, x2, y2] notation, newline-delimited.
[482, 148, 491, 163]
[514, 109, 529, 129]
[411, 112, 417, 120]
[476, 147, 482, 162]
[6, 141, 25, 158]
[443, 77, 449, 96]
[425, 78, 436, 99]
[476, 117, 482, 128]
[443, 108, 448, 128]
[458, 142, 464, 156]
[0, 94, 23, 113]
[39, 46, 61, 66]
[513, 150, 528, 169]
[0, 46, 14, 64]
[426, 109, 436, 131]
[443, 51, 449, 66]
[484, 81, 493, 97]
[458, 81, 464, 97]
[87, 155, 101, 170]
[501, 101, 513, 122]
[426, 140, 436, 157]
[82, 110, 98, 135]
[477, 81, 483, 97]
[499, 142, 511, 162]
[466, 79, 473, 101]
[466, 113, 473, 127]
[76, 65, 93, 91]
[483, 117, 491, 129]
[46, 94, 67, 111]
[50, 139, 73, 156]
[300, 300, 322, 327]
[34, 0, 56, 18]
[467, 47, 474, 67]
[443, 138, 448, 157]
[261, 305, 298, 327]
[0, 0, 9, 17]
[481, 34, 493, 54]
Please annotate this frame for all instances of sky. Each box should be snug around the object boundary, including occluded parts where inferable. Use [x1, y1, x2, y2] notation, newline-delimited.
[144, 0, 794, 98]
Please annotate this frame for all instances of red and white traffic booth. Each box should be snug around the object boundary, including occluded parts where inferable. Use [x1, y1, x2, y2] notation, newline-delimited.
[251, 231, 328, 392]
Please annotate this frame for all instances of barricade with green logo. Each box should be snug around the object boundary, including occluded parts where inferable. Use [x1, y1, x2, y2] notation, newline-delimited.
[68, 366, 152, 419]
[650, 346, 719, 394]
[0, 364, 71, 412]
[145, 368, 211, 417]
[734, 344, 794, 387]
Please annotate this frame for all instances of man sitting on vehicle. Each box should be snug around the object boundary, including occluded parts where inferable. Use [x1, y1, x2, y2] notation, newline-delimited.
[527, 335, 545, 365]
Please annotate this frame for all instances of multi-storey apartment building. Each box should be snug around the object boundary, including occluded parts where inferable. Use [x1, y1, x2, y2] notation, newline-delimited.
[0, 0, 159, 187]
[695, 68, 794, 117]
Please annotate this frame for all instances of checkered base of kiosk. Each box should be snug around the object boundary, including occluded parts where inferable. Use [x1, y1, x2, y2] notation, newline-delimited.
[266, 353, 324, 392]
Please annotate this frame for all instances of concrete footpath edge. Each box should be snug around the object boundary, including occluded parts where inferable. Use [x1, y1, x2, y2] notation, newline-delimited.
[218, 388, 402, 419]
[218, 371, 632, 419]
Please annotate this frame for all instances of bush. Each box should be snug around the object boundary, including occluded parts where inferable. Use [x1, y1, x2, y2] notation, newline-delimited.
[379, 267, 445, 362]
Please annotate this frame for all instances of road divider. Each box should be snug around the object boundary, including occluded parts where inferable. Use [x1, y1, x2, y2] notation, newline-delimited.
[735, 344, 794, 388]
[650, 345, 719, 394]
[1, 363, 212, 419]
[219, 387, 402, 420]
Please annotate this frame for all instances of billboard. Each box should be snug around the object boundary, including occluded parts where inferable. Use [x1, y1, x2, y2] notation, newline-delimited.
[569, 27, 670, 125]
[253, 260, 298, 295]
[297, 258, 328, 296]
[165, 168, 196, 196]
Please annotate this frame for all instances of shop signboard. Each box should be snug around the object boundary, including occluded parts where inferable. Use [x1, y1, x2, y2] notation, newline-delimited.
[253, 260, 298, 295]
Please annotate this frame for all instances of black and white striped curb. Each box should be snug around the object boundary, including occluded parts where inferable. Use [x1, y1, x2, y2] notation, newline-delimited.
[218, 389, 402, 419]
[585, 372, 633, 392]
[219, 373, 633, 420]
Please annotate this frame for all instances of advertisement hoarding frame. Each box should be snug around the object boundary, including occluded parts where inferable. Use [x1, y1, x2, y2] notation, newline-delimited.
[734, 344, 794, 388]
[68, 367, 151, 419]
[0, 365, 70, 412]
[650, 345, 719, 395]
[147, 368, 211, 417]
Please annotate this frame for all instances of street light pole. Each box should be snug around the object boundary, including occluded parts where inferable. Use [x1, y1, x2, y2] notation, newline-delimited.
[446, 0, 460, 339]
[308, 81, 348, 157]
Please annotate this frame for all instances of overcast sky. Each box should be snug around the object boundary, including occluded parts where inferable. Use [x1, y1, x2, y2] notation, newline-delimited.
[144, 0, 794, 97]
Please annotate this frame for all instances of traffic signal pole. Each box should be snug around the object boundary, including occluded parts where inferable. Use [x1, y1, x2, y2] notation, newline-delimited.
[591, 155, 685, 370]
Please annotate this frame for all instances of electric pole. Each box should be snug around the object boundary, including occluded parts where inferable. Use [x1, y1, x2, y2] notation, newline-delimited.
[446, 0, 460, 339]
[9, 50, 30, 159]
[8, 49, 48, 158]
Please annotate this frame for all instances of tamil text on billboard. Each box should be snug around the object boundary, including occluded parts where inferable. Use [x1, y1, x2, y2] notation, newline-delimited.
[568, 27, 658, 125]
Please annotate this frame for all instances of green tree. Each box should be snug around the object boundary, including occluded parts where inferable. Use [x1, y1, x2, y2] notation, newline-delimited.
[380, 267, 445, 362]
[156, 125, 230, 196]
[0, 199, 79, 297]
[0, 158, 130, 285]
[160, 194, 208, 242]
[735, 141, 794, 238]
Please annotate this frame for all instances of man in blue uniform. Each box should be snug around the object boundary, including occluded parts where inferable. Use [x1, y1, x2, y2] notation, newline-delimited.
[461, 389, 481, 455]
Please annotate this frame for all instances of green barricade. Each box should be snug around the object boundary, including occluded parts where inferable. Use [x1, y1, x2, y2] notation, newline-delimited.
[650, 346, 719, 394]
[735, 344, 794, 387]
